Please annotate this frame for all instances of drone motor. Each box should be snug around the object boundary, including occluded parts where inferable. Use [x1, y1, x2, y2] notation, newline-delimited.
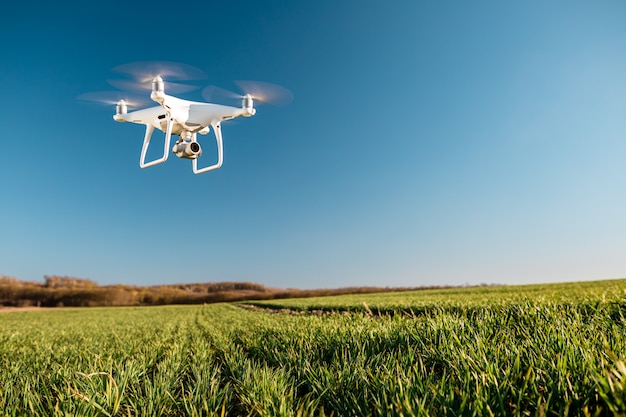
[116, 100, 128, 116]
[242, 94, 254, 114]
[152, 76, 164, 94]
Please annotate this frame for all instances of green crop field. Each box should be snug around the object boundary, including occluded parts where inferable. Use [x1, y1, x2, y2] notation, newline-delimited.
[1, 279, 625, 416]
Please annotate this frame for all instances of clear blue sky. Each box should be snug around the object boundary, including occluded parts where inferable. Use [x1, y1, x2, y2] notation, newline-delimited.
[1, 1, 626, 289]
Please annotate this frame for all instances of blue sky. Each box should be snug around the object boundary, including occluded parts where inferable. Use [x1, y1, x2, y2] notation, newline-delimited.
[1, 1, 626, 289]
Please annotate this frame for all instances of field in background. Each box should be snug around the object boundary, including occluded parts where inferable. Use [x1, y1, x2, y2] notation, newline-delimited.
[245, 278, 626, 313]
[0, 279, 625, 416]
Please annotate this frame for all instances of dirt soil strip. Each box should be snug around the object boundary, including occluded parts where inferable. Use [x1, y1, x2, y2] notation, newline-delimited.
[0, 306, 80, 313]
[0, 307, 56, 313]
[237, 303, 355, 316]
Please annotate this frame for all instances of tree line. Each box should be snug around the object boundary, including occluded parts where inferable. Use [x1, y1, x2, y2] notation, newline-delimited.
[0, 274, 458, 308]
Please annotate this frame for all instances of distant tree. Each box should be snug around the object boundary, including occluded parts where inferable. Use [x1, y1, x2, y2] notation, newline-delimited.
[43, 275, 98, 288]
[0, 275, 18, 285]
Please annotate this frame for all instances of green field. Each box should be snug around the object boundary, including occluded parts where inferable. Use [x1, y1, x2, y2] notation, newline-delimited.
[1, 279, 625, 416]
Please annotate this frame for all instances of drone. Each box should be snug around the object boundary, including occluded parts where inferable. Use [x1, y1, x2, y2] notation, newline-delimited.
[82, 62, 291, 174]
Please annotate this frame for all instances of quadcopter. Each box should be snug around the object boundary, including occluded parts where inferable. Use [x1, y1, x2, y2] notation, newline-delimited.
[113, 75, 256, 174]
[82, 62, 291, 174]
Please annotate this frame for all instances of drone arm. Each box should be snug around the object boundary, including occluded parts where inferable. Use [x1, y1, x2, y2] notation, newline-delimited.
[139, 116, 173, 169]
[193, 121, 223, 174]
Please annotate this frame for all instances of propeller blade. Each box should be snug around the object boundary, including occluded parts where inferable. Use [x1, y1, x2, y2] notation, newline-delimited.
[202, 81, 293, 106]
[201, 85, 241, 104]
[234, 80, 293, 106]
[107, 61, 208, 95]
[107, 78, 201, 94]
[112, 61, 207, 82]
[76, 91, 150, 108]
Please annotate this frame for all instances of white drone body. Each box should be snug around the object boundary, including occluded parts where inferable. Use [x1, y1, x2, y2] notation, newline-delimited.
[113, 76, 255, 174]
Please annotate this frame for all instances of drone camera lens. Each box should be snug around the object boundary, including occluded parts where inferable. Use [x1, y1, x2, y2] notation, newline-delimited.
[190, 142, 200, 153]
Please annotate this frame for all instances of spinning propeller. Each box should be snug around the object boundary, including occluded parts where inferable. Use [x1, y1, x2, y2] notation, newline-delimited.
[77, 61, 207, 110]
[202, 81, 293, 107]
[76, 91, 149, 108]
[108, 61, 208, 94]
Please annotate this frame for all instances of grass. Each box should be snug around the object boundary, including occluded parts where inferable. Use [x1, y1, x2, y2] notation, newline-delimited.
[244, 278, 626, 314]
[0, 279, 625, 415]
